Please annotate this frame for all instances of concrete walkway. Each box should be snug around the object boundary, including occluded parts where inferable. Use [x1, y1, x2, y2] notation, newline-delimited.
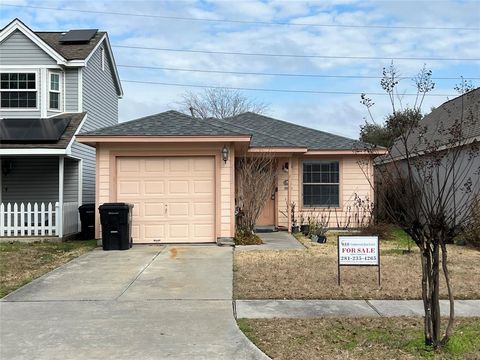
[235, 299, 480, 318]
[236, 231, 305, 251]
[0, 246, 269, 360]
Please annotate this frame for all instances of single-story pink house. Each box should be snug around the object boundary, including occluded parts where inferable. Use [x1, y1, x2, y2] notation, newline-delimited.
[77, 110, 384, 244]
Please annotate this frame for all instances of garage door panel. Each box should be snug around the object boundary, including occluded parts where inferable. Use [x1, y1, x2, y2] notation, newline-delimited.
[193, 180, 214, 194]
[118, 181, 140, 196]
[168, 180, 190, 194]
[144, 203, 165, 217]
[144, 224, 165, 243]
[168, 158, 189, 172]
[118, 158, 140, 172]
[193, 202, 214, 216]
[168, 202, 189, 216]
[145, 158, 165, 173]
[117, 156, 215, 243]
[144, 181, 165, 195]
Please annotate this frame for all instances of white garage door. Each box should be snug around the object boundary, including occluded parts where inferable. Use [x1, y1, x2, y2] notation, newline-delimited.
[116, 157, 215, 243]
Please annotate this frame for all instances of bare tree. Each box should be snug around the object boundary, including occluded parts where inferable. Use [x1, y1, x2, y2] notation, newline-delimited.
[236, 154, 277, 235]
[359, 66, 479, 349]
[178, 88, 268, 119]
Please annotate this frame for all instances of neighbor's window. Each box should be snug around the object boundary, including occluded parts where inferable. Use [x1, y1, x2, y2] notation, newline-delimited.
[303, 160, 340, 207]
[0, 72, 37, 108]
[49, 72, 61, 110]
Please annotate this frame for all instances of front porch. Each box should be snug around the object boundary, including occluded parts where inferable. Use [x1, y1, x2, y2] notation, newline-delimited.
[0, 156, 82, 239]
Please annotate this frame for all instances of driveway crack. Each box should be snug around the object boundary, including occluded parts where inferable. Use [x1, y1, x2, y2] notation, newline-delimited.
[365, 299, 382, 317]
[115, 247, 166, 300]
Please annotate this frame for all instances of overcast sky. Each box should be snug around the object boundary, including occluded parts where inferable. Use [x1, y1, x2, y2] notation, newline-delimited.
[1, 0, 479, 138]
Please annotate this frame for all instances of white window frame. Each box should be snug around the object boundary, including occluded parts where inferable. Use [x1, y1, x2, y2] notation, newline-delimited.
[48, 71, 62, 112]
[0, 70, 39, 111]
[302, 160, 341, 208]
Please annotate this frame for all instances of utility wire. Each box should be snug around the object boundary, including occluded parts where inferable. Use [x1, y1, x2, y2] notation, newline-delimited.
[121, 79, 458, 96]
[1, 3, 478, 31]
[113, 45, 480, 61]
[117, 64, 480, 80]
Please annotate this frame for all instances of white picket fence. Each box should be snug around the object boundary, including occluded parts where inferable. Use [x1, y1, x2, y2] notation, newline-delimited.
[0, 202, 59, 237]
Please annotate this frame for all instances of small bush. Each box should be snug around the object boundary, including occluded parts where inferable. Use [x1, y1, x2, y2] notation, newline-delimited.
[464, 195, 480, 248]
[357, 223, 393, 240]
[235, 230, 263, 245]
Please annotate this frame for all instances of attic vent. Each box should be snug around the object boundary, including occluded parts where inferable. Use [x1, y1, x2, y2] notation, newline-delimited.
[60, 29, 98, 43]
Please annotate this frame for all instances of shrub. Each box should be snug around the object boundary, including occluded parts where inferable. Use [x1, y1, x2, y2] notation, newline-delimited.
[464, 196, 480, 248]
[357, 222, 393, 241]
[235, 229, 263, 245]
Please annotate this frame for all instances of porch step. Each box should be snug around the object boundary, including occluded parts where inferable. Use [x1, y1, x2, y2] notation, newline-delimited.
[254, 226, 276, 233]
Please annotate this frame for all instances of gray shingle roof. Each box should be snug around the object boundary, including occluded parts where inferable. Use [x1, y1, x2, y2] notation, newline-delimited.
[80, 110, 249, 137]
[387, 87, 480, 160]
[36, 31, 106, 60]
[81, 110, 367, 150]
[218, 112, 367, 150]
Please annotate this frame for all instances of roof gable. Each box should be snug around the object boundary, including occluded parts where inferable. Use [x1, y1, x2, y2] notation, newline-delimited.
[0, 18, 66, 64]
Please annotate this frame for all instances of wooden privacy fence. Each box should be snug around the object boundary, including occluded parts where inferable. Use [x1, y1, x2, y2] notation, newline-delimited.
[0, 202, 59, 237]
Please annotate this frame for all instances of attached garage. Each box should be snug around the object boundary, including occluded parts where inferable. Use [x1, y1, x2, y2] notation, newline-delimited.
[116, 156, 215, 243]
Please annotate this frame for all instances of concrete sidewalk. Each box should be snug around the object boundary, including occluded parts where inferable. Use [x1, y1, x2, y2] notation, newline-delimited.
[236, 231, 305, 251]
[235, 299, 480, 318]
[1, 246, 269, 360]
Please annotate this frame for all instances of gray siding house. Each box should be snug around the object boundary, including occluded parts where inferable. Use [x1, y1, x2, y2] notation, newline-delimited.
[0, 18, 123, 238]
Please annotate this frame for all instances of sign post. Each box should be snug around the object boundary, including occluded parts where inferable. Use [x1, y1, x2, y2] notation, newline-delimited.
[337, 235, 380, 286]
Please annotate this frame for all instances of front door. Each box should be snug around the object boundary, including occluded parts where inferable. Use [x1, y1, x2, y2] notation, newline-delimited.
[257, 192, 275, 226]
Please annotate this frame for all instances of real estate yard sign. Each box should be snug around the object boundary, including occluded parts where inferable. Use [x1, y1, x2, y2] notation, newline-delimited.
[337, 235, 380, 286]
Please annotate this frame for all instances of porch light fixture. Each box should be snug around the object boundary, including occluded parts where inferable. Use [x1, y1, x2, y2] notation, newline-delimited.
[282, 162, 289, 172]
[222, 145, 229, 164]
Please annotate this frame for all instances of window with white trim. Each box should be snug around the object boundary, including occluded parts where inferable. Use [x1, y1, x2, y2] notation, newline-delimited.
[0, 72, 37, 108]
[49, 72, 61, 110]
[303, 160, 340, 207]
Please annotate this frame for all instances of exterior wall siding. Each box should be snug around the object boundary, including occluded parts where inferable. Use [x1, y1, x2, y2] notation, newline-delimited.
[64, 68, 79, 112]
[277, 155, 374, 229]
[71, 142, 96, 204]
[0, 30, 56, 65]
[63, 158, 79, 203]
[0, 157, 59, 203]
[82, 42, 118, 131]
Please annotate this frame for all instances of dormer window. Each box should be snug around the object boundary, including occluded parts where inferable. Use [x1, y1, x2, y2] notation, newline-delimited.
[49, 72, 61, 110]
[0, 72, 37, 109]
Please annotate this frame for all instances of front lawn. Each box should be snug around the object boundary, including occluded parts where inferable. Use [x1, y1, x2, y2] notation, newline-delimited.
[0, 240, 97, 298]
[238, 317, 480, 360]
[234, 229, 480, 299]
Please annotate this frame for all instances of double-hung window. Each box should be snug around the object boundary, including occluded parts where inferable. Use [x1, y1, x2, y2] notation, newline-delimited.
[303, 160, 340, 207]
[49, 72, 61, 110]
[0, 72, 37, 109]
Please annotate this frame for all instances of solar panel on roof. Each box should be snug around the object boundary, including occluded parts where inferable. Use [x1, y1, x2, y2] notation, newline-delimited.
[60, 29, 98, 43]
[0, 118, 70, 143]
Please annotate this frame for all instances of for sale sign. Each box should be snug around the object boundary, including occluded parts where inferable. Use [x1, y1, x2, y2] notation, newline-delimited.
[338, 236, 379, 266]
[337, 235, 381, 286]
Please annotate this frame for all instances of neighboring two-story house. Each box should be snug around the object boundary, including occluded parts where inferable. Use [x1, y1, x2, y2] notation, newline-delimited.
[0, 18, 122, 238]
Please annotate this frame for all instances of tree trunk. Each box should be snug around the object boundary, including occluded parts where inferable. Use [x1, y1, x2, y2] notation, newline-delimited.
[441, 241, 455, 345]
[420, 250, 432, 345]
[431, 243, 441, 348]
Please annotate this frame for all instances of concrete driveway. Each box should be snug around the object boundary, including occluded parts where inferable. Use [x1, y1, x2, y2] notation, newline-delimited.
[0, 245, 268, 360]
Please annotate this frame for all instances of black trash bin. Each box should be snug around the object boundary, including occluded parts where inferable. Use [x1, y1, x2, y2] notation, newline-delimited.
[78, 204, 95, 240]
[99, 203, 134, 250]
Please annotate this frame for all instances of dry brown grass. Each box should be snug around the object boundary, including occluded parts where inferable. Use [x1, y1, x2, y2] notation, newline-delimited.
[0, 240, 96, 297]
[238, 317, 480, 360]
[234, 232, 480, 299]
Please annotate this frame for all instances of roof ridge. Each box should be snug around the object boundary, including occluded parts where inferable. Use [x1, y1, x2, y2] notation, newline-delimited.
[237, 111, 363, 144]
[215, 116, 301, 147]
